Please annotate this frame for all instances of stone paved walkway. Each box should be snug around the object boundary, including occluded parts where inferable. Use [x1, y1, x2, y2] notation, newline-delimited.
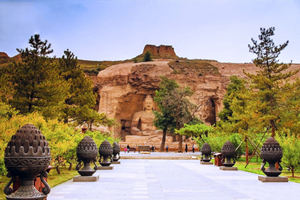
[48, 160, 300, 200]
[120, 151, 201, 159]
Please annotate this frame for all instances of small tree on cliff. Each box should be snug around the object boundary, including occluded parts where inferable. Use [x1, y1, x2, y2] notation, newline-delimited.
[154, 77, 195, 152]
[246, 27, 298, 137]
[143, 51, 152, 62]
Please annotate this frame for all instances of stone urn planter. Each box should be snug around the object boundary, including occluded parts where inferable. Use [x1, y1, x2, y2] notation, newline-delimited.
[112, 142, 120, 162]
[221, 141, 236, 167]
[4, 124, 51, 200]
[260, 137, 283, 177]
[76, 136, 98, 176]
[99, 140, 113, 167]
[200, 143, 212, 162]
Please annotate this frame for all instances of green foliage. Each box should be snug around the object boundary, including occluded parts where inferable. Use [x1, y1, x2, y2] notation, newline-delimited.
[277, 133, 300, 177]
[71, 105, 115, 130]
[194, 132, 243, 158]
[279, 80, 300, 137]
[58, 49, 112, 128]
[143, 51, 152, 62]
[154, 77, 178, 132]
[176, 123, 214, 138]
[218, 76, 246, 121]
[154, 77, 196, 130]
[2, 35, 113, 128]
[0, 105, 116, 176]
[0, 64, 12, 103]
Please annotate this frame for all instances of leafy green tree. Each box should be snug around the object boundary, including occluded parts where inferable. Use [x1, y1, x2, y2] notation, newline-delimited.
[279, 79, 300, 137]
[154, 77, 195, 152]
[154, 77, 177, 151]
[278, 134, 300, 177]
[219, 76, 246, 121]
[0, 64, 13, 103]
[246, 27, 298, 137]
[9, 34, 68, 119]
[143, 51, 152, 62]
[176, 123, 214, 138]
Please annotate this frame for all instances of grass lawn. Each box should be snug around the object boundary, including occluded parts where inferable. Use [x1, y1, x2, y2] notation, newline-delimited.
[0, 167, 78, 200]
[235, 158, 300, 183]
[0, 176, 9, 200]
[210, 156, 300, 183]
[47, 168, 78, 188]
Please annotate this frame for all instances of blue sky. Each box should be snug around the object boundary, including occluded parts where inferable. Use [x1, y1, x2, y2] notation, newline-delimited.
[1, 0, 300, 63]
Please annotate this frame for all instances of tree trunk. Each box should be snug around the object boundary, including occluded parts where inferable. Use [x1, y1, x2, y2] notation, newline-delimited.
[56, 165, 60, 174]
[178, 135, 183, 152]
[271, 120, 276, 137]
[292, 167, 295, 178]
[89, 122, 93, 131]
[160, 128, 167, 152]
[245, 137, 249, 164]
[68, 162, 73, 171]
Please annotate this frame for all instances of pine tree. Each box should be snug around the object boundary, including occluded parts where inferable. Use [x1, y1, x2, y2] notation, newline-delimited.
[246, 27, 298, 137]
[9, 34, 68, 119]
[58, 49, 113, 128]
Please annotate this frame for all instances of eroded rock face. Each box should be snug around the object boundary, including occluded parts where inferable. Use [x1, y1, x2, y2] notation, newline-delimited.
[96, 60, 227, 149]
[95, 58, 300, 150]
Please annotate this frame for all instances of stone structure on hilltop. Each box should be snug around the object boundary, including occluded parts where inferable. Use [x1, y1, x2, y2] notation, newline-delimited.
[143, 44, 177, 58]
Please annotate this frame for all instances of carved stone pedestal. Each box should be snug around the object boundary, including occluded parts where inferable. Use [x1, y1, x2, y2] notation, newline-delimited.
[200, 161, 213, 165]
[220, 166, 238, 171]
[97, 166, 114, 170]
[258, 176, 288, 182]
[73, 175, 99, 182]
[112, 161, 121, 164]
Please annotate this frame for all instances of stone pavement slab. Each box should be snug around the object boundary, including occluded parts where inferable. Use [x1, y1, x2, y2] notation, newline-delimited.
[48, 160, 300, 200]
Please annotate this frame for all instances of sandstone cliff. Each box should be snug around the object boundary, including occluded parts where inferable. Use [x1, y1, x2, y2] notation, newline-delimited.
[95, 59, 300, 139]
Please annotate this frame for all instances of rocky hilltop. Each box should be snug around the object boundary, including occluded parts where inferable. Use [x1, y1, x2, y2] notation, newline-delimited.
[0, 52, 10, 64]
[142, 44, 177, 59]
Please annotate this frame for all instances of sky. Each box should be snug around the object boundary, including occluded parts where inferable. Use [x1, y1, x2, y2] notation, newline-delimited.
[0, 0, 300, 63]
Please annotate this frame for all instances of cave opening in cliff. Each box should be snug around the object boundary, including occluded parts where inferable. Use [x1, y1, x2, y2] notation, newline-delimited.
[208, 97, 216, 125]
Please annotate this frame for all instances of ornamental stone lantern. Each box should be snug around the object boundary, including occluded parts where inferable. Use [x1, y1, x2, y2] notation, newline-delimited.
[98, 140, 114, 170]
[258, 137, 288, 182]
[220, 141, 237, 170]
[4, 124, 51, 200]
[200, 143, 212, 165]
[73, 136, 99, 182]
[112, 142, 121, 164]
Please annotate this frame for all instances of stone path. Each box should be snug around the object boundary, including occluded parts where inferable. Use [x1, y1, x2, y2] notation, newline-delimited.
[120, 151, 201, 159]
[48, 160, 300, 200]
